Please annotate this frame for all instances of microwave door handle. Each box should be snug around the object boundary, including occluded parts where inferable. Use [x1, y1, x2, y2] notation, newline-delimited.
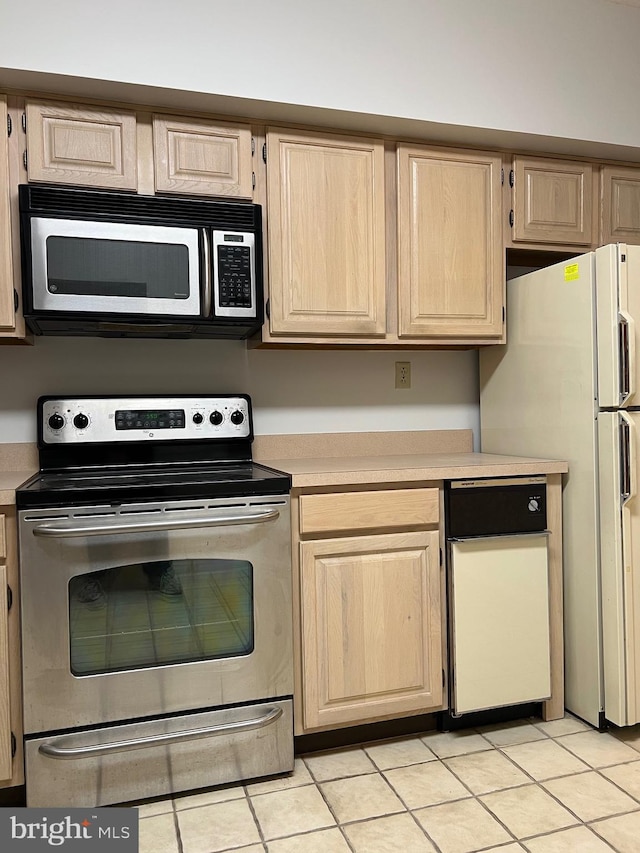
[201, 227, 212, 317]
[32, 507, 280, 538]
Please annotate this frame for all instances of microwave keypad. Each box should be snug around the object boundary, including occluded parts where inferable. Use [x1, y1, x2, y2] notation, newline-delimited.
[217, 245, 253, 308]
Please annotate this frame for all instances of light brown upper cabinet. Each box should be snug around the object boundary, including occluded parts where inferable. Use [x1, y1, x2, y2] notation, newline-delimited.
[601, 165, 640, 246]
[265, 128, 386, 338]
[24, 99, 137, 189]
[510, 156, 594, 246]
[152, 114, 253, 198]
[397, 145, 504, 340]
[0, 96, 15, 332]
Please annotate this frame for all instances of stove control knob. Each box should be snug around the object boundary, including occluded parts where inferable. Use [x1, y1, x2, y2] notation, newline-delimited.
[230, 410, 244, 426]
[192, 412, 204, 425]
[209, 411, 223, 426]
[73, 413, 89, 430]
[48, 413, 65, 431]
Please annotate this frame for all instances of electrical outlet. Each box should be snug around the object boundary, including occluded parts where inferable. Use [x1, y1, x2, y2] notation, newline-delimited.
[395, 361, 411, 389]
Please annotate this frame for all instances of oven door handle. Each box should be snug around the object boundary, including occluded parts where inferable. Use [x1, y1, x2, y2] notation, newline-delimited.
[32, 507, 280, 538]
[38, 706, 283, 760]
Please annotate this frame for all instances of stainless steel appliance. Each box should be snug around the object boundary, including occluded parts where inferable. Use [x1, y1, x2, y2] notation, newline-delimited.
[481, 244, 640, 728]
[445, 477, 551, 717]
[19, 185, 263, 338]
[17, 395, 293, 807]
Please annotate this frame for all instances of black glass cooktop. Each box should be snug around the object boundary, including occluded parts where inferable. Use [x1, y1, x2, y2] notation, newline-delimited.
[16, 462, 291, 509]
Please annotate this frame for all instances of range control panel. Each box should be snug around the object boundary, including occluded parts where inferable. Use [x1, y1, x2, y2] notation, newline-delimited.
[40, 395, 252, 444]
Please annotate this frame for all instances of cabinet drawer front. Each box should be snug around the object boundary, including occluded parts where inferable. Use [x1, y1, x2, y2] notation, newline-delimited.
[299, 488, 439, 534]
[0, 515, 5, 560]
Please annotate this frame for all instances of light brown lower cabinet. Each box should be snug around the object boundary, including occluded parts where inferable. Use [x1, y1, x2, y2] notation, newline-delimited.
[0, 506, 23, 787]
[299, 528, 443, 731]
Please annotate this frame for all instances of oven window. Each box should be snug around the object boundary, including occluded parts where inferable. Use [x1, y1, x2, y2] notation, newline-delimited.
[46, 236, 190, 299]
[68, 559, 253, 676]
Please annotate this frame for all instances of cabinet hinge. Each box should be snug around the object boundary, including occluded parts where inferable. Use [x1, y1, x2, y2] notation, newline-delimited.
[6, 113, 11, 137]
[23, 150, 27, 170]
[501, 168, 504, 185]
[251, 136, 255, 156]
[509, 169, 514, 188]
[21, 111, 26, 133]
[13, 289, 19, 312]
[509, 209, 514, 228]
[439, 547, 443, 566]
[502, 306, 506, 323]
[252, 171, 256, 191]
[621, 254, 626, 263]
[262, 143, 267, 164]
[265, 297, 270, 320]
[442, 669, 446, 687]
[7, 584, 12, 612]
[11, 732, 16, 759]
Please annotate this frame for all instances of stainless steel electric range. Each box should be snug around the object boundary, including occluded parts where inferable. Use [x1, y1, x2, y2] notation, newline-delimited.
[16, 395, 293, 807]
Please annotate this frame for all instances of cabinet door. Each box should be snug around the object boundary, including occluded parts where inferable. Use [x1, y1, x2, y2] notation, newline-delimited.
[397, 145, 503, 339]
[152, 115, 253, 198]
[601, 165, 640, 246]
[25, 100, 137, 189]
[512, 156, 593, 245]
[300, 530, 442, 729]
[266, 128, 386, 337]
[0, 508, 23, 787]
[0, 96, 15, 331]
[451, 535, 551, 715]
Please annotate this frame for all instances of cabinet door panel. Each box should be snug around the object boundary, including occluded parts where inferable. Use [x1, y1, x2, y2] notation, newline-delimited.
[0, 96, 14, 331]
[601, 166, 640, 246]
[397, 146, 503, 339]
[267, 129, 386, 336]
[513, 156, 593, 245]
[26, 100, 137, 189]
[153, 115, 253, 198]
[300, 530, 442, 729]
[0, 563, 10, 781]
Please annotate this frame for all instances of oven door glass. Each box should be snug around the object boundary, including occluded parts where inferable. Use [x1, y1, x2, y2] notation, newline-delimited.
[69, 558, 254, 676]
[30, 217, 202, 316]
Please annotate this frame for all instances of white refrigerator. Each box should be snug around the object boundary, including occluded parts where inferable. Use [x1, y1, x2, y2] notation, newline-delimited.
[480, 243, 640, 729]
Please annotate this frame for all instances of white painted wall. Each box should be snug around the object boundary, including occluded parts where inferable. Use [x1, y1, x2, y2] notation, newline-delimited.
[0, 337, 479, 445]
[2, 0, 633, 445]
[2, 0, 639, 147]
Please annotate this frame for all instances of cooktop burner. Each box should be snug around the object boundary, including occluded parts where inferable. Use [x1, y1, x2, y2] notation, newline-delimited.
[17, 395, 291, 509]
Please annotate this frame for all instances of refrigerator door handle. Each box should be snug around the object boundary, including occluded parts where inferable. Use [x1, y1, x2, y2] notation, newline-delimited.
[619, 411, 636, 505]
[619, 311, 636, 406]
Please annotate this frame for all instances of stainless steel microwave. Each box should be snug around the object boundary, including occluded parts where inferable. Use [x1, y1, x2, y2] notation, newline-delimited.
[19, 185, 264, 339]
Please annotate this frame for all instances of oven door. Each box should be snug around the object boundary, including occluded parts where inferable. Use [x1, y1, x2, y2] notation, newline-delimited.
[18, 495, 292, 734]
[29, 217, 203, 317]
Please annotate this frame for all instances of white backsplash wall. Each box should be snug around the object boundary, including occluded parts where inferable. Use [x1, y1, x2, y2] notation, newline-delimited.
[0, 337, 480, 447]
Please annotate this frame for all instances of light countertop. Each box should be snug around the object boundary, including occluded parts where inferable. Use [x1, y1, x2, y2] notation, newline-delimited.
[0, 470, 36, 506]
[257, 451, 568, 489]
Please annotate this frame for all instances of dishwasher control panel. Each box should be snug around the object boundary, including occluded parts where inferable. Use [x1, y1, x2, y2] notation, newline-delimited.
[445, 476, 547, 538]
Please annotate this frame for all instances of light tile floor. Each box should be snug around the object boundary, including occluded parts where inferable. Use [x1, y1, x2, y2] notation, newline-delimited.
[127, 715, 640, 853]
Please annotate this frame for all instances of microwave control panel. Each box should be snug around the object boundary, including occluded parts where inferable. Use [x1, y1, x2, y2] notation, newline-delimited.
[213, 231, 256, 318]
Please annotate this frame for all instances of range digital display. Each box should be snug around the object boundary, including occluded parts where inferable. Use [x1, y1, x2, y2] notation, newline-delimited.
[115, 409, 186, 430]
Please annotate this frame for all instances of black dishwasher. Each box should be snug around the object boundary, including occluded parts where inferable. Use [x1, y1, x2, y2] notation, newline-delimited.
[444, 477, 551, 719]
